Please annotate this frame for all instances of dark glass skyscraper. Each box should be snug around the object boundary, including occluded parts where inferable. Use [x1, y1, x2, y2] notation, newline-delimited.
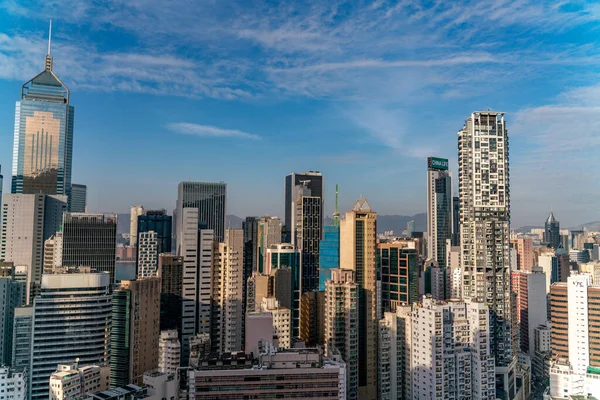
[377, 244, 419, 312]
[544, 212, 560, 249]
[11, 41, 74, 197]
[68, 183, 86, 212]
[426, 157, 452, 267]
[137, 210, 172, 254]
[284, 171, 323, 242]
[176, 181, 226, 242]
[452, 196, 460, 246]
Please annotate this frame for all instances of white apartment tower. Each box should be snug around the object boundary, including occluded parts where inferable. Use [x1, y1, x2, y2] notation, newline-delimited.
[458, 111, 516, 398]
[158, 330, 181, 374]
[411, 297, 496, 400]
[0, 366, 26, 400]
[324, 269, 359, 400]
[29, 273, 112, 400]
[137, 231, 159, 278]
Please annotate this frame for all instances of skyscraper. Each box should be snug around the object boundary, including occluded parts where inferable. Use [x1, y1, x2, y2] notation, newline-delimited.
[340, 198, 378, 400]
[137, 231, 158, 278]
[286, 174, 322, 296]
[68, 183, 86, 212]
[458, 111, 516, 399]
[511, 268, 548, 357]
[61, 213, 117, 282]
[265, 243, 300, 337]
[176, 181, 226, 242]
[29, 273, 111, 400]
[544, 212, 560, 249]
[427, 157, 452, 267]
[137, 210, 172, 254]
[129, 205, 144, 247]
[284, 171, 323, 243]
[1, 193, 66, 302]
[11, 27, 74, 198]
[256, 216, 282, 272]
[110, 278, 161, 387]
[215, 229, 244, 353]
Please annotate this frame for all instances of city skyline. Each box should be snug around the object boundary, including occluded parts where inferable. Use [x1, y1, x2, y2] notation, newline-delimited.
[1, 2, 600, 228]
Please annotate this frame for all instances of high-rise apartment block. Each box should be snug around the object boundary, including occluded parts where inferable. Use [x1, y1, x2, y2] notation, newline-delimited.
[285, 172, 323, 295]
[544, 212, 560, 249]
[340, 198, 378, 400]
[215, 229, 244, 353]
[0, 366, 26, 400]
[511, 238, 534, 271]
[61, 213, 117, 282]
[549, 274, 600, 398]
[377, 242, 419, 311]
[378, 305, 412, 400]
[176, 181, 226, 242]
[158, 330, 180, 374]
[69, 183, 87, 212]
[11, 44, 74, 197]
[29, 273, 111, 400]
[324, 268, 358, 400]
[427, 157, 452, 267]
[411, 297, 496, 400]
[110, 278, 161, 387]
[137, 231, 158, 278]
[458, 111, 516, 398]
[511, 268, 548, 357]
[299, 290, 325, 347]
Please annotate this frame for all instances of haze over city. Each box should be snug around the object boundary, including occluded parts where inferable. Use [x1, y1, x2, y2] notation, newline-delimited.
[1, 1, 600, 227]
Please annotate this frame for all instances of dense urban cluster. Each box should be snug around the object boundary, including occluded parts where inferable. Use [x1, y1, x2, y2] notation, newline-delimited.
[0, 33, 598, 400]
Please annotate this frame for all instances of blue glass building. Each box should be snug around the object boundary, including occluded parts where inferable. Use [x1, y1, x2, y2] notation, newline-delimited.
[319, 225, 340, 290]
[11, 51, 74, 197]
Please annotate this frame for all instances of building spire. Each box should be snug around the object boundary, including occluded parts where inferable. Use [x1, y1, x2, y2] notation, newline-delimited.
[45, 20, 53, 71]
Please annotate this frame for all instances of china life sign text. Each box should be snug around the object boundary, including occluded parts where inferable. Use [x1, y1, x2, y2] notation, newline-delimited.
[428, 157, 449, 171]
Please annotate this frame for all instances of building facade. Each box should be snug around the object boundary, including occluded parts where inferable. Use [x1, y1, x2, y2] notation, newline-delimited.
[49, 362, 109, 400]
[426, 157, 452, 267]
[284, 171, 323, 243]
[29, 273, 111, 400]
[0, 366, 26, 400]
[68, 184, 86, 212]
[319, 225, 340, 290]
[129, 205, 144, 247]
[458, 111, 516, 398]
[256, 216, 282, 272]
[411, 297, 496, 400]
[511, 268, 548, 357]
[378, 305, 412, 400]
[110, 278, 161, 387]
[157, 254, 183, 331]
[340, 199, 378, 400]
[176, 181, 226, 242]
[377, 243, 419, 311]
[11, 306, 32, 370]
[61, 213, 117, 282]
[11, 47, 74, 197]
[158, 330, 180, 374]
[265, 243, 300, 337]
[137, 231, 158, 278]
[324, 269, 358, 400]
[0, 278, 24, 366]
[544, 212, 560, 249]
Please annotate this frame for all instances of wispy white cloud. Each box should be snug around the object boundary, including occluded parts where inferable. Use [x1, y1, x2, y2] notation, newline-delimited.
[166, 122, 261, 140]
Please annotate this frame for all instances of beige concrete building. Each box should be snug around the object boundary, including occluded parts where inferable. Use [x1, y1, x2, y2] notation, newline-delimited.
[158, 330, 180, 374]
[49, 362, 109, 400]
[110, 278, 161, 387]
[260, 297, 291, 349]
[129, 205, 144, 246]
[187, 347, 346, 399]
[325, 268, 359, 400]
[246, 273, 272, 312]
[216, 229, 244, 353]
[340, 198, 378, 400]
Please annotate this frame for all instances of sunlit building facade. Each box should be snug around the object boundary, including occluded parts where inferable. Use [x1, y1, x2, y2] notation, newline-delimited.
[11, 50, 74, 197]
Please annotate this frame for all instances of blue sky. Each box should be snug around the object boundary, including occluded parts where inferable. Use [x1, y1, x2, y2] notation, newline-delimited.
[1, 0, 599, 228]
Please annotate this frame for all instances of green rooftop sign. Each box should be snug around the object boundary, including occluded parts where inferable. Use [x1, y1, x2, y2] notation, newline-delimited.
[428, 157, 449, 171]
